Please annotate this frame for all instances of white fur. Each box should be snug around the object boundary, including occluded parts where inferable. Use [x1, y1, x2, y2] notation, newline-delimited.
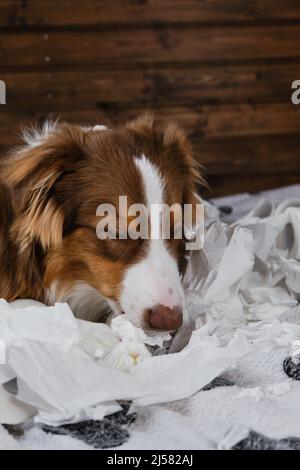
[23, 121, 107, 149]
[22, 120, 58, 148]
[120, 155, 184, 327]
[82, 124, 107, 132]
[135, 155, 164, 207]
[92, 125, 107, 131]
[47, 281, 109, 322]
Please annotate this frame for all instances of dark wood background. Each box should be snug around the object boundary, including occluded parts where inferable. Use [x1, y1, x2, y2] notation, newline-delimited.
[1, 0, 300, 197]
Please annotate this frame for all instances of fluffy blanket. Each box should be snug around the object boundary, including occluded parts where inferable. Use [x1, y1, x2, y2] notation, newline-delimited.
[1, 184, 300, 450]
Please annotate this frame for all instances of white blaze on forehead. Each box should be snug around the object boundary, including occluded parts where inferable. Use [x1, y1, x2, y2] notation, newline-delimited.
[135, 154, 165, 240]
[134, 154, 164, 207]
[119, 155, 184, 327]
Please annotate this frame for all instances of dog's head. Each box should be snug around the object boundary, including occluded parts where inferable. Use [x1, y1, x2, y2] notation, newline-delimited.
[3, 114, 202, 330]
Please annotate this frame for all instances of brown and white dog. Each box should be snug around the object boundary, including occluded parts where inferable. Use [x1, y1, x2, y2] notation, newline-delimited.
[0, 114, 201, 330]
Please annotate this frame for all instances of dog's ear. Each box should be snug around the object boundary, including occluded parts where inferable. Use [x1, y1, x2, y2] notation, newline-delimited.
[128, 112, 203, 180]
[2, 122, 86, 251]
[126, 111, 156, 135]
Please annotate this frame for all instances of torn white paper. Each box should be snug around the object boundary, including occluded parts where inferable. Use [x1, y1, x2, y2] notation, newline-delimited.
[0, 385, 36, 425]
[0, 300, 249, 425]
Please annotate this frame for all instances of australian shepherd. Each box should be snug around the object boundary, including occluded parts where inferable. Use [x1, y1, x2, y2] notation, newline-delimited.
[0, 114, 201, 331]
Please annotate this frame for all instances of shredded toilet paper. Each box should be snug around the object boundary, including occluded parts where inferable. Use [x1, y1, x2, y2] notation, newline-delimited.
[1, 196, 300, 429]
[0, 300, 248, 425]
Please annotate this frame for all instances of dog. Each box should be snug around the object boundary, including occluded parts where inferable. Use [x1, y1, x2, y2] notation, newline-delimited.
[0, 114, 201, 330]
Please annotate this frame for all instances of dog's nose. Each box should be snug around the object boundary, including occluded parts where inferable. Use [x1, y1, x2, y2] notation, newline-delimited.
[148, 304, 183, 330]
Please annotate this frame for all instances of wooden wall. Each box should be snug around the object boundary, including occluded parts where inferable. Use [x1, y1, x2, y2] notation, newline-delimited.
[1, 0, 300, 196]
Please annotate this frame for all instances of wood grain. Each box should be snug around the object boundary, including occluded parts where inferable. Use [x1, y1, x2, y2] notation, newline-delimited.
[204, 172, 300, 197]
[1, 26, 300, 68]
[2, 62, 297, 108]
[1, 1, 300, 28]
[1, 104, 300, 144]
[195, 135, 300, 175]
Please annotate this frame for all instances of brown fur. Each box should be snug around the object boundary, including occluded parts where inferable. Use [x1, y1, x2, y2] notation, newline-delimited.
[0, 113, 202, 319]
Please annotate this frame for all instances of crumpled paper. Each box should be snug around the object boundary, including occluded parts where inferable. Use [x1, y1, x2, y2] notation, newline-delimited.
[0, 300, 248, 426]
[183, 197, 300, 337]
[1, 196, 300, 428]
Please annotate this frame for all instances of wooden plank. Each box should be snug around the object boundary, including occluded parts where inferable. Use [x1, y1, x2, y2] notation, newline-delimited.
[204, 172, 300, 197]
[195, 135, 300, 175]
[1, 104, 300, 146]
[187, 103, 300, 139]
[1, 0, 300, 28]
[1, 26, 300, 68]
[2, 62, 298, 108]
